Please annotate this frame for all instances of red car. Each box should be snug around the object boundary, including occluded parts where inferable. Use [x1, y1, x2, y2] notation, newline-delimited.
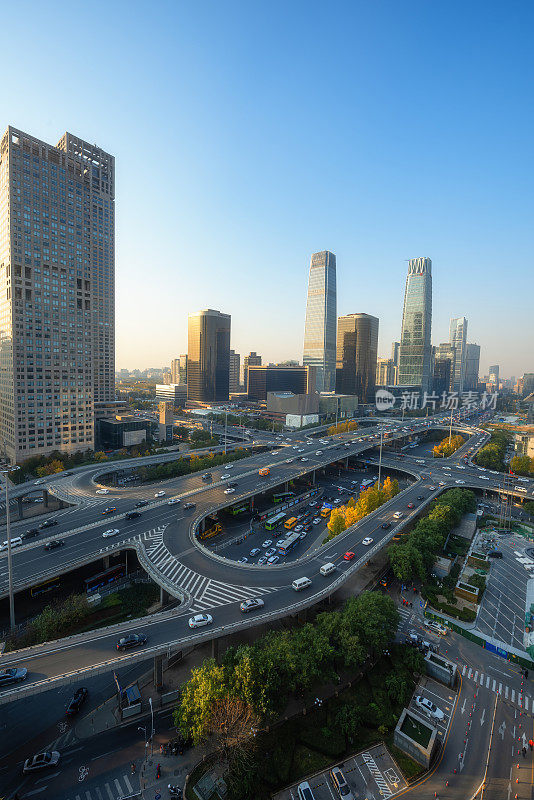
[407, 503, 415, 509]
[343, 551, 355, 561]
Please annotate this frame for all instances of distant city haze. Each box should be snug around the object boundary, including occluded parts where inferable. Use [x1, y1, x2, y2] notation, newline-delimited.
[3, 2, 531, 377]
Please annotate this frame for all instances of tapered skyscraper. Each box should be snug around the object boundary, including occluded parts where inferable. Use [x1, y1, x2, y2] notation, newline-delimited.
[449, 316, 468, 392]
[303, 250, 337, 392]
[398, 257, 432, 392]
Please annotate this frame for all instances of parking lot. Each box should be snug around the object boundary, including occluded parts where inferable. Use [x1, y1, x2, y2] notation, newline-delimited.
[408, 676, 457, 741]
[273, 742, 408, 800]
[475, 532, 531, 649]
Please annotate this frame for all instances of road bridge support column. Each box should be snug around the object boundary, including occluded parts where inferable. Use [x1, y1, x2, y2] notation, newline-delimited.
[153, 655, 163, 690]
[211, 638, 220, 664]
[103, 555, 110, 569]
[297, 609, 307, 624]
[17, 496, 23, 519]
[43, 490, 49, 508]
[344, 457, 349, 469]
[312, 470, 316, 484]
[160, 587, 170, 606]
[284, 481, 289, 492]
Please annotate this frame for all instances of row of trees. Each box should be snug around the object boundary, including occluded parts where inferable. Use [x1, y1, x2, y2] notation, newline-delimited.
[387, 488, 476, 582]
[325, 477, 400, 541]
[134, 448, 249, 483]
[208, 412, 283, 432]
[6, 594, 89, 651]
[432, 434, 465, 458]
[327, 421, 358, 435]
[174, 591, 399, 747]
[475, 429, 510, 471]
[510, 454, 534, 476]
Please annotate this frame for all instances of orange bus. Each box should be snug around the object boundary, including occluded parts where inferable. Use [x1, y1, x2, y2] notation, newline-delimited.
[284, 517, 298, 530]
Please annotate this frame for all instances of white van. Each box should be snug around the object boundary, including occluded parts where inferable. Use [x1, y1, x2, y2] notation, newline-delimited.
[393, 511, 403, 519]
[292, 577, 312, 591]
[320, 562, 336, 576]
[514, 486, 527, 493]
[0, 536, 23, 551]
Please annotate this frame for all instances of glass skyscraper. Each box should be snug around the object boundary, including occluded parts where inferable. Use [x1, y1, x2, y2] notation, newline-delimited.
[398, 257, 432, 392]
[335, 313, 379, 402]
[187, 309, 231, 402]
[303, 250, 337, 392]
[449, 316, 468, 392]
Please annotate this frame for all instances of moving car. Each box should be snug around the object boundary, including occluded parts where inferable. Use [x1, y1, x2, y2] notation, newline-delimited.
[23, 751, 60, 774]
[238, 557, 248, 563]
[0, 667, 28, 687]
[154, 491, 166, 498]
[224, 487, 235, 494]
[125, 511, 141, 520]
[168, 498, 181, 505]
[343, 551, 355, 561]
[102, 528, 120, 538]
[188, 613, 213, 629]
[135, 500, 149, 508]
[21, 528, 40, 540]
[66, 687, 88, 716]
[362, 537, 373, 546]
[96, 488, 109, 494]
[407, 502, 415, 509]
[116, 633, 147, 651]
[183, 502, 196, 510]
[455, 480, 465, 484]
[381, 522, 391, 529]
[240, 598, 265, 613]
[44, 539, 64, 551]
[39, 518, 58, 528]
[101, 507, 117, 515]
[0, 536, 23, 551]
[415, 695, 444, 720]
[423, 619, 448, 635]
[202, 473, 212, 481]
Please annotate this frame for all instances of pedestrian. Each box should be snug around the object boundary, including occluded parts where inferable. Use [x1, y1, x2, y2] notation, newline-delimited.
[131, 762, 136, 774]
[522, 747, 527, 758]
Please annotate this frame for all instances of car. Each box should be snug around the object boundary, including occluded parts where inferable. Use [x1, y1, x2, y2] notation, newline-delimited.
[304, 524, 312, 532]
[262, 540, 272, 548]
[407, 502, 415, 509]
[202, 473, 212, 481]
[249, 548, 260, 557]
[297, 781, 316, 800]
[224, 487, 236, 494]
[417, 495, 425, 501]
[224, 464, 233, 470]
[96, 488, 109, 494]
[265, 547, 276, 557]
[415, 695, 444, 720]
[286, 458, 293, 463]
[238, 557, 248, 563]
[312, 517, 321, 524]
[424, 619, 448, 635]
[39, 518, 58, 528]
[101, 507, 117, 515]
[168, 498, 181, 505]
[125, 511, 141, 520]
[66, 687, 88, 716]
[183, 502, 196, 510]
[480, 476, 489, 480]
[228, 481, 238, 488]
[299, 532, 307, 540]
[294, 524, 304, 532]
[116, 633, 147, 651]
[102, 528, 120, 538]
[330, 765, 355, 800]
[44, 539, 64, 551]
[315, 450, 323, 456]
[135, 500, 149, 508]
[154, 491, 166, 498]
[188, 613, 213, 629]
[258, 556, 268, 565]
[0, 667, 28, 687]
[267, 555, 279, 564]
[333, 498, 342, 505]
[488, 550, 503, 558]
[457, 465, 466, 470]
[23, 751, 61, 774]
[455, 479, 465, 484]
[240, 598, 265, 613]
[427, 485, 436, 490]
[381, 522, 391, 529]
[362, 537, 373, 546]
[220, 474, 229, 480]
[343, 551, 355, 561]
[21, 528, 40, 540]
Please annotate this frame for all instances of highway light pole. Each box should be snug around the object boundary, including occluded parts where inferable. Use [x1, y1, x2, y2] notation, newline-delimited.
[0, 462, 20, 631]
[149, 696, 155, 756]
[449, 406, 453, 444]
[138, 725, 148, 760]
[378, 428, 383, 488]
[224, 411, 228, 456]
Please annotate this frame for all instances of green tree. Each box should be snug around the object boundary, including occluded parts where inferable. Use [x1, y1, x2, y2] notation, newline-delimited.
[511, 455, 534, 476]
[174, 659, 226, 744]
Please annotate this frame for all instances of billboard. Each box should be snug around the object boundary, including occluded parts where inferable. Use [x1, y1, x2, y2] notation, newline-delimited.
[286, 413, 319, 428]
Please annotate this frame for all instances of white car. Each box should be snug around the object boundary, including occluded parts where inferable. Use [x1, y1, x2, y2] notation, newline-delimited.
[457, 465, 466, 470]
[315, 450, 323, 456]
[312, 517, 321, 524]
[102, 528, 120, 538]
[415, 695, 444, 720]
[262, 540, 272, 548]
[286, 458, 293, 463]
[267, 555, 279, 565]
[224, 464, 234, 470]
[294, 525, 304, 532]
[362, 537, 373, 546]
[168, 498, 180, 505]
[301, 457, 309, 462]
[154, 491, 165, 498]
[224, 487, 236, 494]
[424, 620, 448, 635]
[258, 556, 268, 565]
[220, 474, 229, 481]
[188, 613, 213, 629]
[455, 479, 465, 484]
[96, 488, 109, 494]
[265, 547, 276, 557]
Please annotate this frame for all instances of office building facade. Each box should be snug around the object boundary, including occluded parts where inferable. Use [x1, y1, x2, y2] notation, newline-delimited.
[376, 357, 397, 387]
[398, 257, 433, 392]
[488, 365, 499, 385]
[391, 341, 400, 369]
[187, 309, 230, 403]
[303, 250, 337, 392]
[171, 355, 187, 385]
[434, 343, 456, 392]
[0, 126, 115, 463]
[335, 313, 379, 402]
[449, 316, 468, 392]
[464, 343, 481, 391]
[229, 349, 241, 392]
[243, 351, 261, 391]
[247, 365, 313, 402]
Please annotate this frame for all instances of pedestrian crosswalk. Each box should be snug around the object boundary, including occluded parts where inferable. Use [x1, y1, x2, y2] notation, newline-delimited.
[396, 605, 413, 631]
[461, 664, 533, 711]
[140, 526, 277, 611]
[64, 772, 136, 800]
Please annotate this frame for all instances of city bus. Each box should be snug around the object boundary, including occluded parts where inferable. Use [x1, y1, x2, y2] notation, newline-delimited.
[277, 531, 301, 556]
[199, 521, 223, 539]
[320, 506, 332, 517]
[360, 478, 376, 491]
[264, 511, 287, 531]
[84, 564, 126, 594]
[227, 504, 248, 516]
[284, 516, 298, 530]
[30, 576, 60, 597]
[272, 491, 295, 503]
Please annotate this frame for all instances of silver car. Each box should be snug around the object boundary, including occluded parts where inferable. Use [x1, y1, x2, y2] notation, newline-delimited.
[0, 666, 28, 687]
[23, 751, 60, 773]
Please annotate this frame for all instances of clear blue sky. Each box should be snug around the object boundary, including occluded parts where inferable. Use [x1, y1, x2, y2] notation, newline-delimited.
[2, 0, 533, 377]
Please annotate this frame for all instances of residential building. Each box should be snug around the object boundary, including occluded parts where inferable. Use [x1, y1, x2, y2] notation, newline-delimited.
[303, 250, 337, 392]
[398, 257, 433, 392]
[171, 355, 187, 385]
[376, 357, 397, 387]
[514, 430, 534, 458]
[243, 351, 261, 391]
[0, 126, 115, 463]
[464, 343, 481, 391]
[449, 317, 468, 391]
[187, 309, 231, 403]
[229, 349, 241, 392]
[247, 365, 315, 402]
[335, 313, 379, 402]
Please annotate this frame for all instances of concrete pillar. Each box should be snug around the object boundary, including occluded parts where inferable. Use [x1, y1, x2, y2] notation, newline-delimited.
[344, 457, 349, 469]
[211, 638, 219, 664]
[160, 586, 170, 606]
[249, 497, 254, 511]
[312, 470, 316, 484]
[17, 496, 23, 519]
[43, 490, 49, 508]
[284, 481, 289, 492]
[153, 654, 163, 691]
[199, 518, 206, 534]
[103, 555, 110, 569]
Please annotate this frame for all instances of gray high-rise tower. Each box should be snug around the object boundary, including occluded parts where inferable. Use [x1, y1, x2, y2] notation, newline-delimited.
[0, 126, 115, 463]
[398, 257, 433, 392]
[303, 250, 337, 392]
[449, 316, 468, 392]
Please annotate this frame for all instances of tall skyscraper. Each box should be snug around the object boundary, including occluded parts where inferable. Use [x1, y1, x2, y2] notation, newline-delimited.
[229, 349, 241, 392]
[335, 313, 379, 402]
[187, 309, 231, 402]
[449, 317, 468, 392]
[434, 343, 456, 393]
[489, 365, 500, 385]
[171, 355, 187, 385]
[243, 351, 261, 391]
[376, 357, 396, 387]
[398, 257, 433, 392]
[303, 250, 337, 392]
[464, 343, 481, 391]
[391, 341, 400, 367]
[0, 126, 115, 463]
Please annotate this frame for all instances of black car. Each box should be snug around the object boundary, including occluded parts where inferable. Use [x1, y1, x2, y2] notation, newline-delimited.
[183, 502, 196, 510]
[381, 522, 391, 530]
[39, 518, 58, 529]
[116, 633, 147, 651]
[66, 687, 88, 716]
[202, 473, 212, 481]
[227, 482, 238, 488]
[488, 550, 503, 559]
[44, 539, 64, 551]
[417, 495, 425, 501]
[125, 511, 141, 520]
[22, 528, 40, 540]
[135, 500, 148, 508]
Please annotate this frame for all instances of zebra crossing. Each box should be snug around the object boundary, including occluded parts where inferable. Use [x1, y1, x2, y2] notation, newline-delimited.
[64, 772, 136, 800]
[396, 604, 413, 631]
[140, 526, 277, 611]
[461, 665, 533, 711]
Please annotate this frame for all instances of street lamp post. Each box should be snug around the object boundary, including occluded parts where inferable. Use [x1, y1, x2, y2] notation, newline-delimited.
[138, 725, 148, 760]
[378, 428, 383, 488]
[224, 411, 228, 456]
[0, 462, 20, 631]
[449, 406, 453, 445]
[149, 696, 155, 756]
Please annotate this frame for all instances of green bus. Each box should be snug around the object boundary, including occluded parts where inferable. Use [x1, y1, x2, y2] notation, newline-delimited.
[272, 491, 295, 503]
[264, 511, 287, 530]
[228, 504, 248, 516]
